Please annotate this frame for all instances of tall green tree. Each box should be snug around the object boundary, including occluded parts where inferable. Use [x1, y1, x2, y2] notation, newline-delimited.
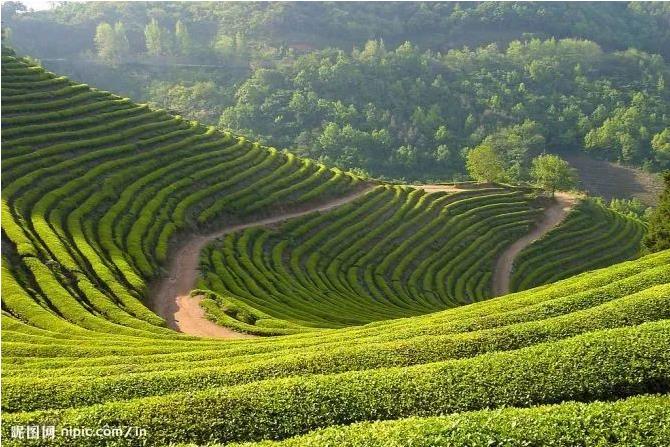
[644, 171, 670, 252]
[174, 20, 192, 56]
[94, 22, 116, 62]
[145, 18, 172, 56]
[652, 128, 670, 168]
[530, 154, 578, 196]
[466, 144, 506, 183]
[479, 121, 546, 182]
[94, 21, 129, 64]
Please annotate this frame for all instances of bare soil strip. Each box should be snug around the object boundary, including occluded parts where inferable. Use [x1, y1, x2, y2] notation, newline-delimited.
[403, 184, 465, 193]
[148, 186, 375, 339]
[491, 192, 578, 297]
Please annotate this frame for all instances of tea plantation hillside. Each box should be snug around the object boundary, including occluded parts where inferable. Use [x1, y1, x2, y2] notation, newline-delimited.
[197, 185, 648, 334]
[3, 251, 669, 446]
[1, 50, 362, 336]
[198, 184, 546, 332]
[1, 49, 668, 446]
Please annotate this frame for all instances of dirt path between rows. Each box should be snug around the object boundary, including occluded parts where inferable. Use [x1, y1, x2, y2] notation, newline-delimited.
[491, 192, 578, 297]
[402, 184, 465, 193]
[401, 183, 499, 194]
[148, 186, 375, 339]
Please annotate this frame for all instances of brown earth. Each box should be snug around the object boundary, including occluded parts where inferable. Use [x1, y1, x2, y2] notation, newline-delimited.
[403, 184, 465, 194]
[564, 152, 663, 206]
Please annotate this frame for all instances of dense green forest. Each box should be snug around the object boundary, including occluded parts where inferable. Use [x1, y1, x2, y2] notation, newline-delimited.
[3, 1, 669, 179]
[220, 39, 668, 179]
[5, 2, 670, 59]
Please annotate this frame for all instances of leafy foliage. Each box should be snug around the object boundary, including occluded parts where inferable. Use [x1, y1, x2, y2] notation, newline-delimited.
[530, 154, 577, 196]
[644, 171, 670, 252]
[606, 197, 651, 221]
[226, 395, 670, 447]
[144, 18, 173, 57]
[465, 145, 506, 183]
[93, 21, 129, 64]
[3, 3, 669, 180]
[6, 2, 670, 59]
[219, 39, 668, 179]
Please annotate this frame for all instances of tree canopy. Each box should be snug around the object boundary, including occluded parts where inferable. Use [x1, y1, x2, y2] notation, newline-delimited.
[94, 21, 129, 64]
[530, 154, 578, 196]
[466, 145, 506, 183]
[219, 39, 668, 179]
[644, 171, 670, 252]
[3, 2, 669, 181]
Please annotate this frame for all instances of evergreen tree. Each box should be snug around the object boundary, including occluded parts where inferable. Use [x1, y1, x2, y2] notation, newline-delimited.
[644, 171, 670, 252]
[175, 20, 192, 56]
[145, 18, 172, 56]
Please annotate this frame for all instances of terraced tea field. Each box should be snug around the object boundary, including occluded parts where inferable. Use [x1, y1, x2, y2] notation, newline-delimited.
[1, 50, 667, 446]
[1, 51, 361, 334]
[3, 251, 669, 446]
[198, 184, 546, 333]
[511, 198, 646, 291]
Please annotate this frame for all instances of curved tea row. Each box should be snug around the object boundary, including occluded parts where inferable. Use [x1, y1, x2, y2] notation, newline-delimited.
[198, 185, 545, 332]
[3, 250, 669, 445]
[511, 199, 645, 291]
[2, 52, 361, 339]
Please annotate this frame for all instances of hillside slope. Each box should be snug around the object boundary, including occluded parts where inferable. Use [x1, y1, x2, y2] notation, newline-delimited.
[198, 184, 544, 332]
[2, 50, 668, 446]
[1, 50, 362, 338]
[511, 198, 646, 292]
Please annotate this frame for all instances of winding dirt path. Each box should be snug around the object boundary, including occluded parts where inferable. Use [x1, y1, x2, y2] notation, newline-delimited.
[403, 184, 465, 193]
[149, 186, 375, 339]
[491, 192, 578, 297]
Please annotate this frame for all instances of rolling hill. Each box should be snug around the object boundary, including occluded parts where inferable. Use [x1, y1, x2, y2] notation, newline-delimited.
[1, 49, 667, 446]
[1, 48, 362, 335]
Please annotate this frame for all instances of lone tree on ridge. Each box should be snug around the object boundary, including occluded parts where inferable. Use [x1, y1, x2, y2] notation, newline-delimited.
[466, 144, 506, 183]
[530, 154, 577, 197]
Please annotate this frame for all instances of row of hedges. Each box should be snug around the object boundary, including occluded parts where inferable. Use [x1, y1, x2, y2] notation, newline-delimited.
[225, 394, 670, 447]
[199, 186, 545, 329]
[4, 321, 669, 446]
[511, 199, 645, 291]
